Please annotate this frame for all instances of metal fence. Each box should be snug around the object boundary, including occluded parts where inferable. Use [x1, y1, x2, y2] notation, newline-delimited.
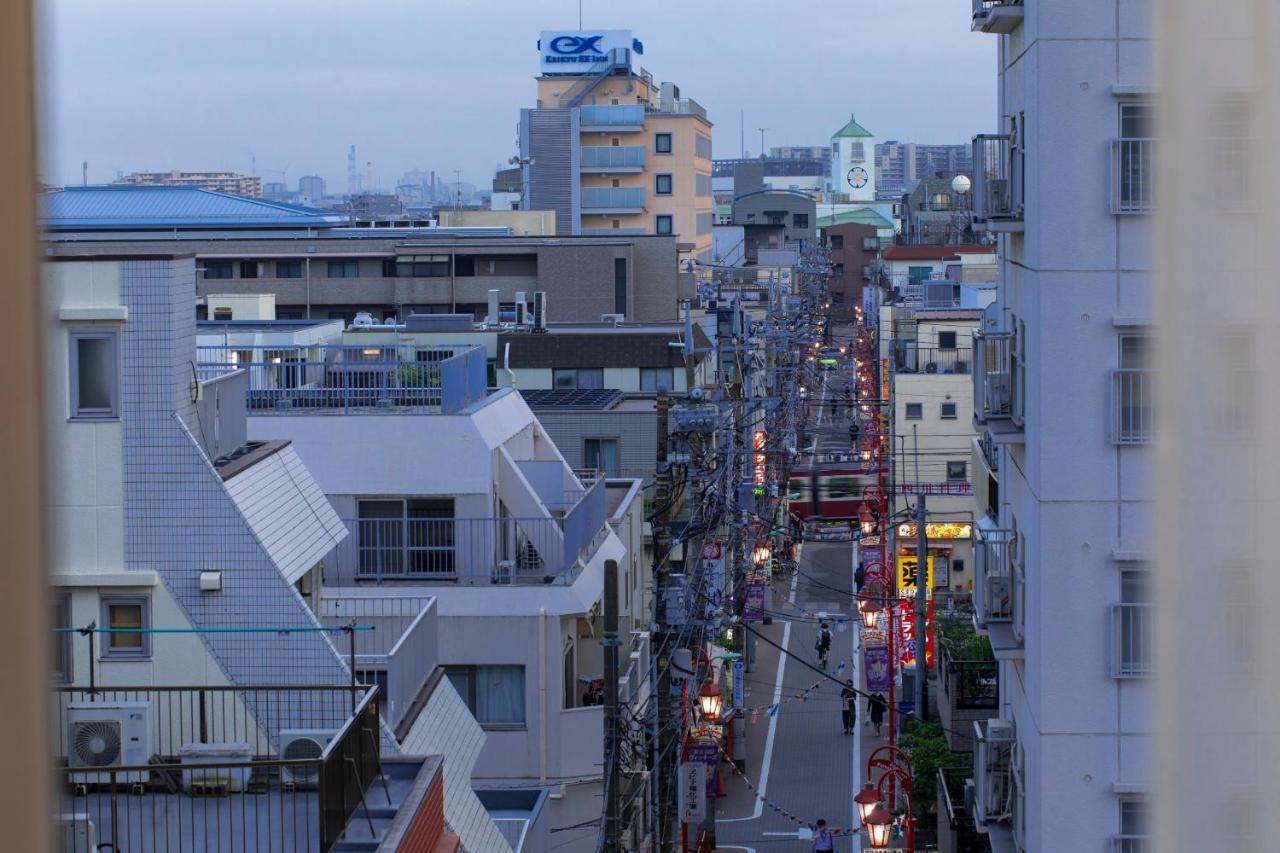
[581, 187, 646, 210]
[973, 330, 1014, 422]
[1113, 836, 1151, 853]
[1110, 368, 1154, 444]
[973, 133, 1024, 221]
[581, 146, 645, 169]
[1111, 138, 1156, 213]
[1110, 603, 1153, 677]
[974, 528, 1014, 624]
[53, 685, 378, 853]
[894, 345, 973, 375]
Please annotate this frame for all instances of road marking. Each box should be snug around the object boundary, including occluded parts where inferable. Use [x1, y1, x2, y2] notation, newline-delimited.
[850, 539, 861, 842]
[720, 571, 797, 824]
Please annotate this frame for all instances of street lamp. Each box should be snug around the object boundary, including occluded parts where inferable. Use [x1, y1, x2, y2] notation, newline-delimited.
[859, 505, 876, 537]
[854, 781, 880, 825]
[864, 802, 894, 849]
[698, 681, 724, 722]
[859, 597, 881, 629]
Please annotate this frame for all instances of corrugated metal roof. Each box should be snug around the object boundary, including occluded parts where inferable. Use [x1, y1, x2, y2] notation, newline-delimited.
[817, 208, 894, 230]
[42, 186, 348, 230]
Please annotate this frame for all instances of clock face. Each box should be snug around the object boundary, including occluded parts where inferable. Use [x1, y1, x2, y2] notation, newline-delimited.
[847, 167, 870, 189]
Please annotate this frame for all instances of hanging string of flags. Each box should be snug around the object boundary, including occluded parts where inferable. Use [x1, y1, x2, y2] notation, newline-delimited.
[744, 661, 846, 720]
[713, 738, 861, 838]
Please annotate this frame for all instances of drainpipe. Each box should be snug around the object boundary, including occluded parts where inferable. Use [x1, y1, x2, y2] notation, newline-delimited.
[504, 341, 516, 388]
[539, 607, 549, 786]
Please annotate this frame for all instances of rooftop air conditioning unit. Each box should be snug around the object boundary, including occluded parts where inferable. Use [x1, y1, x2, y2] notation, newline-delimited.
[352, 311, 376, 328]
[66, 701, 152, 784]
[279, 729, 338, 789]
[600, 313, 625, 324]
[987, 718, 1015, 742]
[515, 291, 529, 325]
[56, 813, 96, 853]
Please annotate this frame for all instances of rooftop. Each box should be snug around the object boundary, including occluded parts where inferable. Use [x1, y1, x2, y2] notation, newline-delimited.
[43, 185, 348, 230]
[881, 244, 994, 261]
[197, 319, 340, 333]
[817, 208, 895, 230]
[519, 388, 624, 411]
[833, 113, 874, 139]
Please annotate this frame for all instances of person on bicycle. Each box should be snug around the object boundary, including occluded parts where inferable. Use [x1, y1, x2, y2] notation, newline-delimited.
[815, 621, 832, 667]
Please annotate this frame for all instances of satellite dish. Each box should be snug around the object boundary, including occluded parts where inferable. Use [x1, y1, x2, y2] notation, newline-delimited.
[951, 175, 972, 194]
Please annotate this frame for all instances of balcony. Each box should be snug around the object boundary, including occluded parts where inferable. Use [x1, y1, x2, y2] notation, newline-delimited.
[580, 145, 645, 173]
[973, 330, 1021, 428]
[579, 104, 645, 129]
[973, 528, 1013, 626]
[581, 187, 646, 214]
[1110, 368, 1153, 444]
[651, 97, 708, 119]
[972, 134, 1024, 230]
[972, 0, 1024, 33]
[937, 766, 984, 853]
[937, 626, 998, 753]
[894, 343, 972, 375]
[196, 344, 489, 415]
[1110, 603, 1153, 677]
[1114, 836, 1152, 853]
[54, 684, 381, 853]
[1111, 138, 1155, 214]
[971, 718, 1014, 825]
[318, 593, 437, 735]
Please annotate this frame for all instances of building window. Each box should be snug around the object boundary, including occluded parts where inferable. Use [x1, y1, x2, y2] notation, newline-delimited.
[908, 266, 932, 283]
[938, 331, 958, 349]
[655, 133, 673, 154]
[862, 237, 879, 251]
[327, 260, 359, 279]
[395, 254, 451, 277]
[563, 642, 577, 709]
[614, 258, 627, 316]
[445, 665, 526, 728]
[1119, 799, 1149, 848]
[53, 596, 71, 683]
[655, 174, 673, 195]
[584, 438, 620, 476]
[553, 368, 604, 390]
[640, 367, 674, 392]
[69, 331, 119, 419]
[1118, 103, 1156, 211]
[792, 213, 809, 229]
[941, 402, 958, 419]
[947, 461, 967, 481]
[694, 133, 712, 159]
[212, 307, 233, 321]
[831, 292, 845, 304]
[239, 261, 259, 279]
[381, 258, 397, 277]
[202, 260, 233, 280]
[454, 256, 476, 277]
[100, 595, 151, 660]
[655, 215, 674, 235]
[905, 402, 923, 420]
[1115, 334, 1153, 443]
[930, 193, 953, 211]
[829, 235, 844, 250]
[356, 498, 455, 578]
[276, 260, 303, 279]
[832, 263, 845, 277]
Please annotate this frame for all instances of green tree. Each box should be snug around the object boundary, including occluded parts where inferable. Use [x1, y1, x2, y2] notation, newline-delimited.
[897, 722, 955, 818]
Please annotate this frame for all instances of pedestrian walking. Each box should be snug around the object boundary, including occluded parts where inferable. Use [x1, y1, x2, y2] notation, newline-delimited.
[840, 680, 857, 734]
[811, 819, 836, 852]
[854, 563, 866, 592]
[869, 692, 887, 736]
[815, 622, 832, 669]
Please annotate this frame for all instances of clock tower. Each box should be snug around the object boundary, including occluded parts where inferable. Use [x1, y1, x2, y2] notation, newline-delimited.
[830, 113, 876, 202]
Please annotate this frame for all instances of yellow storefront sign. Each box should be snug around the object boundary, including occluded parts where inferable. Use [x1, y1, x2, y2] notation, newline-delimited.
[896, 555, 934, 595]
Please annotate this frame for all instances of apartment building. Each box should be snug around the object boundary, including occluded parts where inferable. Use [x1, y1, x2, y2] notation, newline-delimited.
[820, 220, 881, 318]
[112, 170, 263, 197]
[522, 30, 714, 261]
[43, 186, 687, 323]
[876, 141, 973, 196]
[959, 1, 1155, 850]
[43, 251, 508, 851]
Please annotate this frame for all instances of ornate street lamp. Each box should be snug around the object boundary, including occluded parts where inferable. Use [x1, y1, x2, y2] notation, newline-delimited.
[859, 505, 876, 537]
[864, 802, 894, 849]
[860, 597, 880, 629]
[698, 681, 723, 722]
[854, 781, 880, 825]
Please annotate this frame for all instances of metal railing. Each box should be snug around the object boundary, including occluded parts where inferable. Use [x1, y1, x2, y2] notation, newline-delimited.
[973, 0, 1022, 12]
[973, 330, 1014, 422]
[1110, 603, 1153, 677]
[579, 104, 645, 126]
[974, 528, 1014, 625]
[1111, 138, 1156, 213]
[1111, 369, 1154, 444]
[581, 187, 646, 210]
[940, 648, 999, 711]
[972, 134, 1024, 222]
[652, 98, 707, 119]
[53, 685, 379, 853]
[196, 344, 487, 415]
[581, 146, 645, 169]
[894, 344, 973, 375]
[1113, 836, 1151, 853]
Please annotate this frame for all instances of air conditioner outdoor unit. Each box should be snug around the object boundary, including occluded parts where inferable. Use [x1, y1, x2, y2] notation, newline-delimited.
[600, 313, 625, 324]
[279, 729, 338, 789]
[987, 718, 1015, 742]
[56, 813, 95, 853]
[66, 701, 152, 784]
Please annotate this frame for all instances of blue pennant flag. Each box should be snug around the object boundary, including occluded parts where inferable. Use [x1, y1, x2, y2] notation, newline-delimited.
[768, 704, 779, 717]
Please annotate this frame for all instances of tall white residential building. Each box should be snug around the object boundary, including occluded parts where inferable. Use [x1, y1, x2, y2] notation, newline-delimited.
[962, 1, 1155, 851]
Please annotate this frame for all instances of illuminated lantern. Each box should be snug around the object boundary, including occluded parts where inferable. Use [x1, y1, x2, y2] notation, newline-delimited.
[864, 802, 894, 848]
[698, 681, 723, 722]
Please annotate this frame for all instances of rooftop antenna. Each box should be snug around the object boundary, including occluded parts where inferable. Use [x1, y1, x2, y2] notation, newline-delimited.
[758, 128, 768, 160]
[82, 161, 88, 187]
[578, 0, 582, 28]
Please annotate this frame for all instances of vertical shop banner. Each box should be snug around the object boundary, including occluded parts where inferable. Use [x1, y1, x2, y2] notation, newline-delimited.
[895, 554, 935, 596]
[864, 644, 892, 693]
[860, 544, 884, 580]
[679, 762, 707, 823]
[732, 660, 744, 710]
[686, 739, 720, 795]
[743, 578, 766, 622]
[701, 540, 724, 619]
[896, 599, 935, 670]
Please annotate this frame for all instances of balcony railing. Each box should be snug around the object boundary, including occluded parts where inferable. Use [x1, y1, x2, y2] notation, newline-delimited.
[1114, 836, 1152, 853]
[973, 330, 1014, 422]
[894, 344, 972, 375]
[972, 134, 1024, 227]
[972, 718, 1014, 825]
[581, 187, 646, 211]
[1110, 603, 1153, 677]
[973, 528, 1014, 625]
[652, 98, 707, 119]
[54, 684, 379, 853]
[197, 344, 489, 415]
[581, 145, 645, 170]
[579, 104, 645, 127]
[1111, 138, 1155, 214]
[972, 0, 1024, 33]
[1111, 368, 1154, 444]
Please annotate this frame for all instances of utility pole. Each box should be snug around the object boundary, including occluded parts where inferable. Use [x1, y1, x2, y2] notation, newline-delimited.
[653, 390, 676, 853]
[914, 495, 929, 724]
[603, 558, 621, 853]
[757, 128, 768, 160]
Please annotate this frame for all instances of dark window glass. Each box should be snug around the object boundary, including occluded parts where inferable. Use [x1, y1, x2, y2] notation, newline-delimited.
[276, 260, 303, 278]
[455, 256, 476, 276]
[655, 133, 672, 154]
[614, 258, 627, 315]
[656, 215, 674, 235]
[239, 260, 259, 279]
[327, 260, 359, 278]
[655, 174, 673, 195]
[203, 261, 233, 280]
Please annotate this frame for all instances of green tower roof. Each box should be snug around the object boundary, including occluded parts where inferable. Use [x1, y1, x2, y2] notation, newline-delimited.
[833, 113, 873, 139]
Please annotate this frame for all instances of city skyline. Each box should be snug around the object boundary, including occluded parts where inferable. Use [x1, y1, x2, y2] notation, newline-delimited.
[43, 0, 993, 189]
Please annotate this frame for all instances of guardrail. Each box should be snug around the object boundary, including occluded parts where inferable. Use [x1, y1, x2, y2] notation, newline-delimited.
[1110, 368, 1153, 444]
[972, 133, 1023, 222]
[581, 146, 645, 169]
[581, 187, 646, 210]
[580, 104, 644, 126]
[973, 528, 1014, 625]
[1110, 603, 1153, 677]
[973, 331, 1014, 422]
[894, 345, 973, 375]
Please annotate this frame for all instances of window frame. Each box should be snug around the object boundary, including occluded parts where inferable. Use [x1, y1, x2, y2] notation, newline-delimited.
[938, 330, 958, 350]
[904, 402, 923, 420]
[655, 215, 674, 235]
[275, 260, 303, 279]
[327, 260, 360, 279]
[941, 401, 958, 419]
[654, 132, 673, 154]
[444, 664, 527, 729]
[202, 260, 234, 280]
[99, 595, 151, 660]
[655, 173, 673, 195]
[947, 461, 968, 482]
[862, 236, 879, 252]
[792, 213, 809, 230]
[239, 260, 259, 279]
[828, 235, 844, 250]
[53, 595, 72, 683]
[69, 330, 120, 420]
[640, 366, 674, 392]
[583, 437, 621, 476]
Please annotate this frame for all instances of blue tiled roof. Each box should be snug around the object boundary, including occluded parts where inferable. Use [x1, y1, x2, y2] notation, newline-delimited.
[43, 186, 348, 230]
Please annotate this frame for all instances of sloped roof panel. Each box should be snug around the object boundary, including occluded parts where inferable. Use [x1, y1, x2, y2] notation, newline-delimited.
[42, 186, 347, 230]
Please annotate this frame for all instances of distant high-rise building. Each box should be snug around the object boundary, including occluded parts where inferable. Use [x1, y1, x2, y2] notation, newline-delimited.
[297, 175, 325, 202]
[875, 141, 973, 196]
[346, 145, 360, 196]
[770, 145, 831, 172]
[112, 170, 262, 197]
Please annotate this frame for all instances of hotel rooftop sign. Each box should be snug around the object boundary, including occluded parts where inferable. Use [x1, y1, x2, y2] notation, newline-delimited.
[538, 30, 639, 75]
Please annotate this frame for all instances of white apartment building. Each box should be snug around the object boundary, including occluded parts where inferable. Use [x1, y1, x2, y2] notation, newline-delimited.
[964, 1, 1154, 851]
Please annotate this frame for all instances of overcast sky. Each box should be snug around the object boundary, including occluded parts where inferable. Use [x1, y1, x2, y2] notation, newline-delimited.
[41, 0, 995, 191]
